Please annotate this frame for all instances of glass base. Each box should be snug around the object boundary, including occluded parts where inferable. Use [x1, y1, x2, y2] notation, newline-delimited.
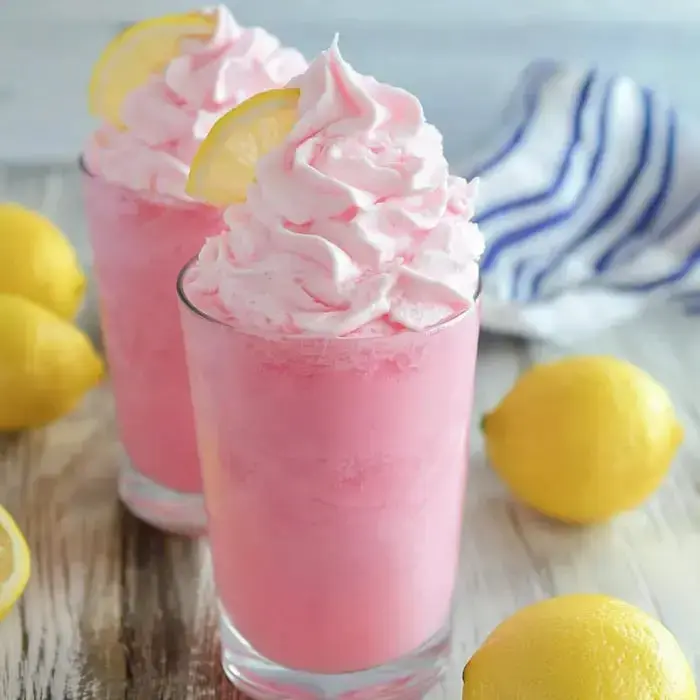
[118, 458, 206, 536]
[219, 606, 452, 700]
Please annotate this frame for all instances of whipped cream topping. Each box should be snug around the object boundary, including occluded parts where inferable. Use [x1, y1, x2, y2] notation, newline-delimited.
[84, 5, 308, 199]
[186, 39, 484, 336]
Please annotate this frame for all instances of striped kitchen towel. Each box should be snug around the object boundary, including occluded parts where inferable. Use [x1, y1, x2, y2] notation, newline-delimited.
[467, 60, 700, 343]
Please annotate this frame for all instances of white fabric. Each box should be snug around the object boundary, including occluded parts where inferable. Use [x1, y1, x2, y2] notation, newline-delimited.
[465, 60, 700, 342]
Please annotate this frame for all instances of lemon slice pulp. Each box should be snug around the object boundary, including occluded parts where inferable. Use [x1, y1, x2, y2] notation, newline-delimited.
[89, 11, 216, 129]
[186, 87, 301, 207]
[0, 506, 30, 621]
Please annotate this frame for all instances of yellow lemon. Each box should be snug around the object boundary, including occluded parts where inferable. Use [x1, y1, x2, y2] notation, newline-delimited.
[462, 594, 697, 700]
[482, 355, 683, 523]
[89, 11, 216, 129]
[0, 506, 30, 622]
[0, 203, 86, 320]
[186, 87, 301, 206]
[0, 294, 104, 430]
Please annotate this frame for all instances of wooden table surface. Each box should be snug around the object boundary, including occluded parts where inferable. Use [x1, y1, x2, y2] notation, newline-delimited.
[1, 164, 700, 699]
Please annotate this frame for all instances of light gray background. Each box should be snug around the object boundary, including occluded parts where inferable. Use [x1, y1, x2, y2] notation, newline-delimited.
[0, 1, 698, 164]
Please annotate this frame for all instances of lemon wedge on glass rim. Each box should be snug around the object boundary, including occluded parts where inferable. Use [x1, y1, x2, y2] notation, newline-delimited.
[88, 11, 216, 129]
[186, 87, 301, 207]
[0, 506, 30, 621]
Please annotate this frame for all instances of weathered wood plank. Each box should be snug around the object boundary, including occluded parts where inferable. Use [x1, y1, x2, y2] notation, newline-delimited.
[0, 389, 126, 699]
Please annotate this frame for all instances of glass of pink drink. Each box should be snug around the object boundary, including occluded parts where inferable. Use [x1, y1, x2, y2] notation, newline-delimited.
[82, 6, 307, 533]
[177, 40, 484, 698]
[179, 269, 479, 698]
[83, 172, 222, 533]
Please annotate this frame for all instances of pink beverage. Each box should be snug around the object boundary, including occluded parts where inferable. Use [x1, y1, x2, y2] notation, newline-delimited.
[83, 170, 222, 533]
[178, 39, 485, 699]
[180, 279, 479, 697]
[82, 6, 307, 533]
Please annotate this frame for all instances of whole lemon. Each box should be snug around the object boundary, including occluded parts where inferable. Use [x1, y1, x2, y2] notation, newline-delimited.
[462, 594, 697, 700]
[482, 355, 683, 523]
[0, 294, 104, 430]
[0, 202, 86, 319]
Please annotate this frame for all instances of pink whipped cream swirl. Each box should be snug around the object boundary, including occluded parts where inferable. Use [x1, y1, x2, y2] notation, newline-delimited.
[185, 39, 484, 336]
[84, 5, 308, 199]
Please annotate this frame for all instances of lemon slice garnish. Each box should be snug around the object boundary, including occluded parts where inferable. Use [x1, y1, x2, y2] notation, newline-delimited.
[88, 12, 216, 129]
[186, 87, 301, 206]
[0, 506, 30, 621]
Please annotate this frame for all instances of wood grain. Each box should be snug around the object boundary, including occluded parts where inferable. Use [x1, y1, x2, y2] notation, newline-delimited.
[0, 165, 698, 697]
[0, 384, 249, 700]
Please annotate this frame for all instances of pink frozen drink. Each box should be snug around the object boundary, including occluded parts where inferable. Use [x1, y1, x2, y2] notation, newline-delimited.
[82, 5, 307, 533]
[180, 39, 483, 698]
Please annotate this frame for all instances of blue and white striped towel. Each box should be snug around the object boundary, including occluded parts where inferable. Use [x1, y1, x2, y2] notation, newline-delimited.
[465, 60, 700, 343]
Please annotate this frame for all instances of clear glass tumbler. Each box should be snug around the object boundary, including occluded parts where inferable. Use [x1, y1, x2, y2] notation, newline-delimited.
[82, 163, 224, 534]
[178, 259, 480, 699]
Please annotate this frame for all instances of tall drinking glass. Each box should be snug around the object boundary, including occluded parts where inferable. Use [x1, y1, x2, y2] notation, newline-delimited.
[82, 164, 224, 534]
[178, 259, 480, 699]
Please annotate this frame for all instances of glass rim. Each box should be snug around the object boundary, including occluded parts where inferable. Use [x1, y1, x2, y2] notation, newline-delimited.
[78, 155, 91, 177]
[79, 154, 217, 210]
[176, 255, 481, 341]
